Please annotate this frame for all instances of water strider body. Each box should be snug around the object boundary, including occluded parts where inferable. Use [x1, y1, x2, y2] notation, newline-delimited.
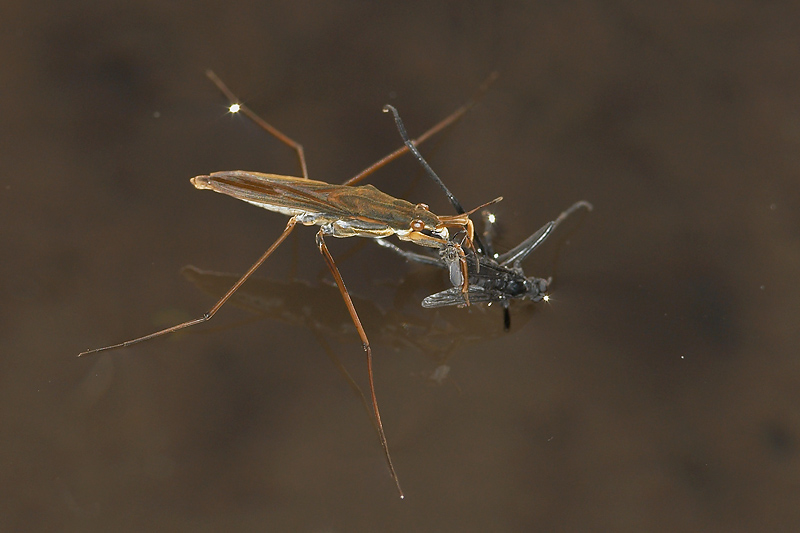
[190, 171, 475, 247]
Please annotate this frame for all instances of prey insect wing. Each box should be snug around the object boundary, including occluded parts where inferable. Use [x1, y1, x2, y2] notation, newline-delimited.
[422, 286, 505, 307]
[420, 244, 551, 308]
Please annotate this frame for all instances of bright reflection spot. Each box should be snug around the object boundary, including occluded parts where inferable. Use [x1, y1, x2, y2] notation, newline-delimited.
[229, 103, 241, 114]
[542, 294, 550, 302]
[487, 212, 497, 224]
[493, 253, 499, 259]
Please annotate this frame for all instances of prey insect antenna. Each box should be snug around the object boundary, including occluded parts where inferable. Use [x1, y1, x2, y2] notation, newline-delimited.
[205, 70, 309, 180]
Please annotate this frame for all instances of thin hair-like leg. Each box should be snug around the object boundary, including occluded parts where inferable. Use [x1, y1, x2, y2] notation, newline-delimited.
[206, 69, 498, 189]
[315, 229, 404, 499]
[78, 217, 299, 357]
[205, 71, 310, 281]
[206, 70, 309, 180]
[498, 200, 593, 266]
[307, 329, 376, 433]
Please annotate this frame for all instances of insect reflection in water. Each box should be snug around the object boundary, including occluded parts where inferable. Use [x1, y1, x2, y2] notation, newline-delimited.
[180, 264, 536, 366]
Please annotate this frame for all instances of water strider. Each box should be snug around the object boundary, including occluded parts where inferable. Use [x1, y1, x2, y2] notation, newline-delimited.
[79, 71, 500, 498]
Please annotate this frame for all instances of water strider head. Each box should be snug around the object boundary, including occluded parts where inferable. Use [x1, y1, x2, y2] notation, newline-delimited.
[409, 202, 449, 239]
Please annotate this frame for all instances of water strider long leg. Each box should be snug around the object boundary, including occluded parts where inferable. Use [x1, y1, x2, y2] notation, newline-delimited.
[205, 69, 497, 189]
[206, 70, 309, 180]
[307, 328, 376, 432]
[78, 217, 299, 357]
[315, 229, 403, 499]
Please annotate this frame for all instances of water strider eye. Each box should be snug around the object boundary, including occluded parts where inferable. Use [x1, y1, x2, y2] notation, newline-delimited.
[411, 219, 425, 231]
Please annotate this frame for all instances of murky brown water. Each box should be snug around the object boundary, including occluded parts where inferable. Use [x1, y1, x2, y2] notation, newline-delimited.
[3, 2, 799, 531]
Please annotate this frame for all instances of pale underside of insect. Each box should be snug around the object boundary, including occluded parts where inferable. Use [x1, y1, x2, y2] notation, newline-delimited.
[79, 70, 500, 499]
[180, 264, 531, 367]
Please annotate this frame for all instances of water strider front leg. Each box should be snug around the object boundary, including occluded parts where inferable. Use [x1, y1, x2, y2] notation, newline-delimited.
[314, 228, 404, 499]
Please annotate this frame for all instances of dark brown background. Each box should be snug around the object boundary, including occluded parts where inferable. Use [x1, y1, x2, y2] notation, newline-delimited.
[2, 1, 799, 531]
